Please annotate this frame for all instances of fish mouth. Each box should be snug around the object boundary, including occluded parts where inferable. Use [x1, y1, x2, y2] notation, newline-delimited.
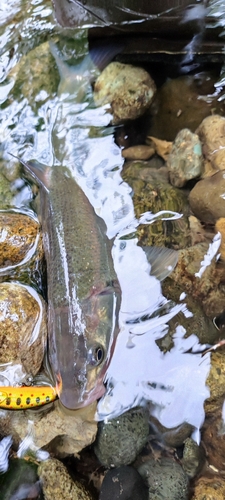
[59, 381, 106, 410]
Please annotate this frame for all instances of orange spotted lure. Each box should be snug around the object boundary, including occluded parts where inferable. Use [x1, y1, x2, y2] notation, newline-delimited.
[0, 375, 62, 410]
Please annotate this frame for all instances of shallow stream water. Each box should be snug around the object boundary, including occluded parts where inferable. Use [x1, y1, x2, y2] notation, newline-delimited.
[1, 1, 225, 498]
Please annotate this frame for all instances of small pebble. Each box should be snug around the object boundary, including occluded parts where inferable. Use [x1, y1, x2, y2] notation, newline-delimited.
[122, 145, 155, 161]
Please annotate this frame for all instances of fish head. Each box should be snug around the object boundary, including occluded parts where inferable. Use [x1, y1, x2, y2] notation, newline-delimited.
[54, 283, 120, 410]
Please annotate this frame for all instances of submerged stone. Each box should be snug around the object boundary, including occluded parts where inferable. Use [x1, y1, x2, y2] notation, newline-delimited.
[138, 457, 189, 500]
[122, 160, 190, 248]
[196, 114, 225, 176]
[148, 73, 225, 142]
[9, 42, 59, 106]
[99, 465, 148, 500]
[94, 407, 149, 467]
[38, 458, 94, 500]
[94, 62, 156, 124]
[0, 282, 47, 376]
[189, 170, 225, 224]
[182, 437, 205, 479]
[167, 128, 203, 188]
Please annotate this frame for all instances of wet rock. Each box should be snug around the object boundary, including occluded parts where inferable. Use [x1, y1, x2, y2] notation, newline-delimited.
[201, 410, 225, 472]
[201, 350, 225, 472]
[138, 457, 189, 500]
[148, 72, 225, 141]
[0, 212, 44, 286]
[192, 476, 225, 500]
[162, 280, 220, 346]
[189, 215, 206, 246]
[167, 128, 203, 188]
[181, 437, 205, 478]
[99, 465, 148, 500]
[0, 282, 47, 376]
[94, 62, 156, 124]
[122, 160, 190, 248]
[94, 407, 149, 467]
[4, 402, 97, 457]
[205, 350, 225, 415]
[196, 115, 225, 176]
[166, 242, 225, 318]
[189, 170, 225, 224]
[149, 417, 194, 449]
[38, 458, 94, 500]
[215, 218, 225, 262]
[0, 458, 39, 500]
[9, 41, 59, 107]
[122, 145, 155, 161]
[0, 170, 16, 209]
[0, 212, 39, 269]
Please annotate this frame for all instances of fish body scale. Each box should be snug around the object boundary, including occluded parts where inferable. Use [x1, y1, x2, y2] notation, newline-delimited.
[44, 168, 114, 306]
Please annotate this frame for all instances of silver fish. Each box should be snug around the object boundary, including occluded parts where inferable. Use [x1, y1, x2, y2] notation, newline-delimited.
[19, 158, 121, 409]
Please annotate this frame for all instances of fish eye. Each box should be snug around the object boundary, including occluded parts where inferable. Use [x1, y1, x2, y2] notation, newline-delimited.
[87, 345, 104, 366]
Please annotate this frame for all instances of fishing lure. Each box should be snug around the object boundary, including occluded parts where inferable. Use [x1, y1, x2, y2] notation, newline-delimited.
[0, 376, 62, 410]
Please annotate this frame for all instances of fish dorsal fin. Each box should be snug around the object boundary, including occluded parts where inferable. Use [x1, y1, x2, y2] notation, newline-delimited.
[142, 246, 178, 281]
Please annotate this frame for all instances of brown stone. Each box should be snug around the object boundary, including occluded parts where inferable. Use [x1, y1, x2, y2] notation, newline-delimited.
[0, 282, 47, 375]
[189, 171, 225, 224]
[0, 212, 40, 270]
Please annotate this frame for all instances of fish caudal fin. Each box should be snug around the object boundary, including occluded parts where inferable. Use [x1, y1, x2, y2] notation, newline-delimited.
[142, 246, 178, 281]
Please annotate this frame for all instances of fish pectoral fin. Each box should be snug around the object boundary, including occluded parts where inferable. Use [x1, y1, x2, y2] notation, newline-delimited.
[142, 246, 178, 281]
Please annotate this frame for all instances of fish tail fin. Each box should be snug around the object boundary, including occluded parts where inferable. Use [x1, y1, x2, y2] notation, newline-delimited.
[142, 246, 178, 281]
[89, 38, 125, 71]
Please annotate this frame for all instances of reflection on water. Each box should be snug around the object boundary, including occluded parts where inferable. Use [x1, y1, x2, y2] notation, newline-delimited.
[98, 234, 211, 444]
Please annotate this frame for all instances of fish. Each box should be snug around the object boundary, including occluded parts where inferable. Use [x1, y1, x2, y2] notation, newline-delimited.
[16, 158, 178, 411]
[0, 379, 61, 409]
[17, 158, 121, 410]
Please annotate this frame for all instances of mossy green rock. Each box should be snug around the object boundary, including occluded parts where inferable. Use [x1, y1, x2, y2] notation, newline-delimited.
[161, 280, 220, 347]
[0, 171, 15, 209]
[38, 458, 93, 500]
[122, 161, 190, 248]
[0, 458, 39, 500]
[94, 407, 149, 467]
[8, 41, 59, 108]
[138, 457, 189, 500]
